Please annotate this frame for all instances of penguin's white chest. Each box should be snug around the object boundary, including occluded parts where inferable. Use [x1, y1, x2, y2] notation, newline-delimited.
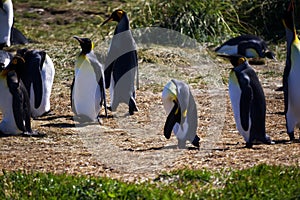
[0, 1, 13, 46]
[288, 48, 300, 117]
[0, 77, 20, 134]
[228, 72, 251, 142]
[245, 48, 259, 58]
[73, 59, 101, 121]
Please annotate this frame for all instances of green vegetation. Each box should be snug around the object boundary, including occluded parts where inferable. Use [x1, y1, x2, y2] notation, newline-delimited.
[0, 164, 299, 199]
[129, 0, 291, 43]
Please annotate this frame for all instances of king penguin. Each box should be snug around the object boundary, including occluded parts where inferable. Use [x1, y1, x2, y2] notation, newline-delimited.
[0, 0, 13, 49]
[218, 54, 274, 148]
[162, 79, 200, 149]
[282, 0, 300, 141]
[101, 9, 138, 115]
[72, 36, 107, 122]
[14, 48, 55, 118]
[0, 55, 37, 135]
[215, 34, 276, 60]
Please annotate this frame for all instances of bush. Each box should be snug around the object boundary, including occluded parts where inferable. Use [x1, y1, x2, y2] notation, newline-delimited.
[129, 0, 296, 43]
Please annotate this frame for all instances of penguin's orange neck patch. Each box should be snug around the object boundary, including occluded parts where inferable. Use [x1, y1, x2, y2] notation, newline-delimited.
[0, 69, 10, 78]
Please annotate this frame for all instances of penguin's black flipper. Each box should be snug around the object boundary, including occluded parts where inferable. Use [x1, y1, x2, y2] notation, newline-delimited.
[238, 41, 264, 58]
[29, 51, 43, 109]
[7, 71, 27, 132]
[239, 79, 252, 131]
[164, 101, 181, 139]
[104, 62, 113, 89]
[11, 27, 29, 45]
[70, 77, 77, 114]
[88, 53, 108, 117]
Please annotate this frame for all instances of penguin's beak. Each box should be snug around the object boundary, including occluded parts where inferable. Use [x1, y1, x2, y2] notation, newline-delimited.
[73, 36, 83, 44]
[101, 16, 113, 26]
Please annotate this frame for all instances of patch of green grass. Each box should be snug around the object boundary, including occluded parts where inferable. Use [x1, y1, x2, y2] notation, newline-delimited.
[0, 164, 299, 199]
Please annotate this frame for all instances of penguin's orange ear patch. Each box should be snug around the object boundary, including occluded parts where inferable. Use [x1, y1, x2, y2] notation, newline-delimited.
[237, 57, 246, 66]
[116, 10, 124, 19]
[12, 56, 25, 65]
[12, 58, 18, 65]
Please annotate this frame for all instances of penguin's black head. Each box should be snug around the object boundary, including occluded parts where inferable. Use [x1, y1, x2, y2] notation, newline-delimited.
[73, 36, 93, 54]
[264, 51, 276, 60]
[3, 55, 25, 76]
[283, 0, 295, 32]
[101, 9, 126, 25]
[218, 54, 247, 68]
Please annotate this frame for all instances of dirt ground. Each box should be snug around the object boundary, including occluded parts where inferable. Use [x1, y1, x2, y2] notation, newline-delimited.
[0, 3, 299, 183]
[1, 44, 299, 183]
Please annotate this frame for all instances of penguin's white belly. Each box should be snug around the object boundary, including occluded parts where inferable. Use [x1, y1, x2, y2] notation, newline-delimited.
[30, 54, 55, 117]
[73, 62, 100, 121]
[0, 78, 21, 134]
[216, 45, 238, 55]
[287, 66, 300, 120]
[245, 48, 259, 58]
[229, 76, 251, 142]
[0, 2, 13, 46]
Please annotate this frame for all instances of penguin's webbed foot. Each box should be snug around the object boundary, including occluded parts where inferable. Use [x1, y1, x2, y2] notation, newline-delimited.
[129, 98, 138, 115]
[191, 135, 200, 149]
[245, 142, 253, 148]
[22, 131, 46, 137]
[288, 131, 295, 141]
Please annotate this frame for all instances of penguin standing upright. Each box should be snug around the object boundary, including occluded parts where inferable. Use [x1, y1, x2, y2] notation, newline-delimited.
[0, 55, 37, 135]
[218, 54, 273, 148]
[72, 36, 107, 122]
[215, 35, 276, 60]
[14, 49, 55, 118]
[162, 79, 200, 149]
[102, 9, 138, 115]
[0, 0, 13, 49]
[282, 0, 300, 141]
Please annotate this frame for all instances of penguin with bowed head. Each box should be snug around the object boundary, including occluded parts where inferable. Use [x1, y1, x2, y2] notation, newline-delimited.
[0, 55, 39, 136]
[215, 34, 276, 60]
[72, 36, 107, 122]
[218, 54, 274, 148]
[15, 48, 55, 118]
[282, 0, 300, 141]
[101, 9, 138, 115]
[162, 79, 200, 149]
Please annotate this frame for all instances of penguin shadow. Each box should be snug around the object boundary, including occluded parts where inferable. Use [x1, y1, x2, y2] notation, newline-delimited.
[123, 145, 215, 152]
[223, 142, 264, 150]
[0, 131, 46, 138]
[38, 114, 76, 128]
[274, 139, 300, 144]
